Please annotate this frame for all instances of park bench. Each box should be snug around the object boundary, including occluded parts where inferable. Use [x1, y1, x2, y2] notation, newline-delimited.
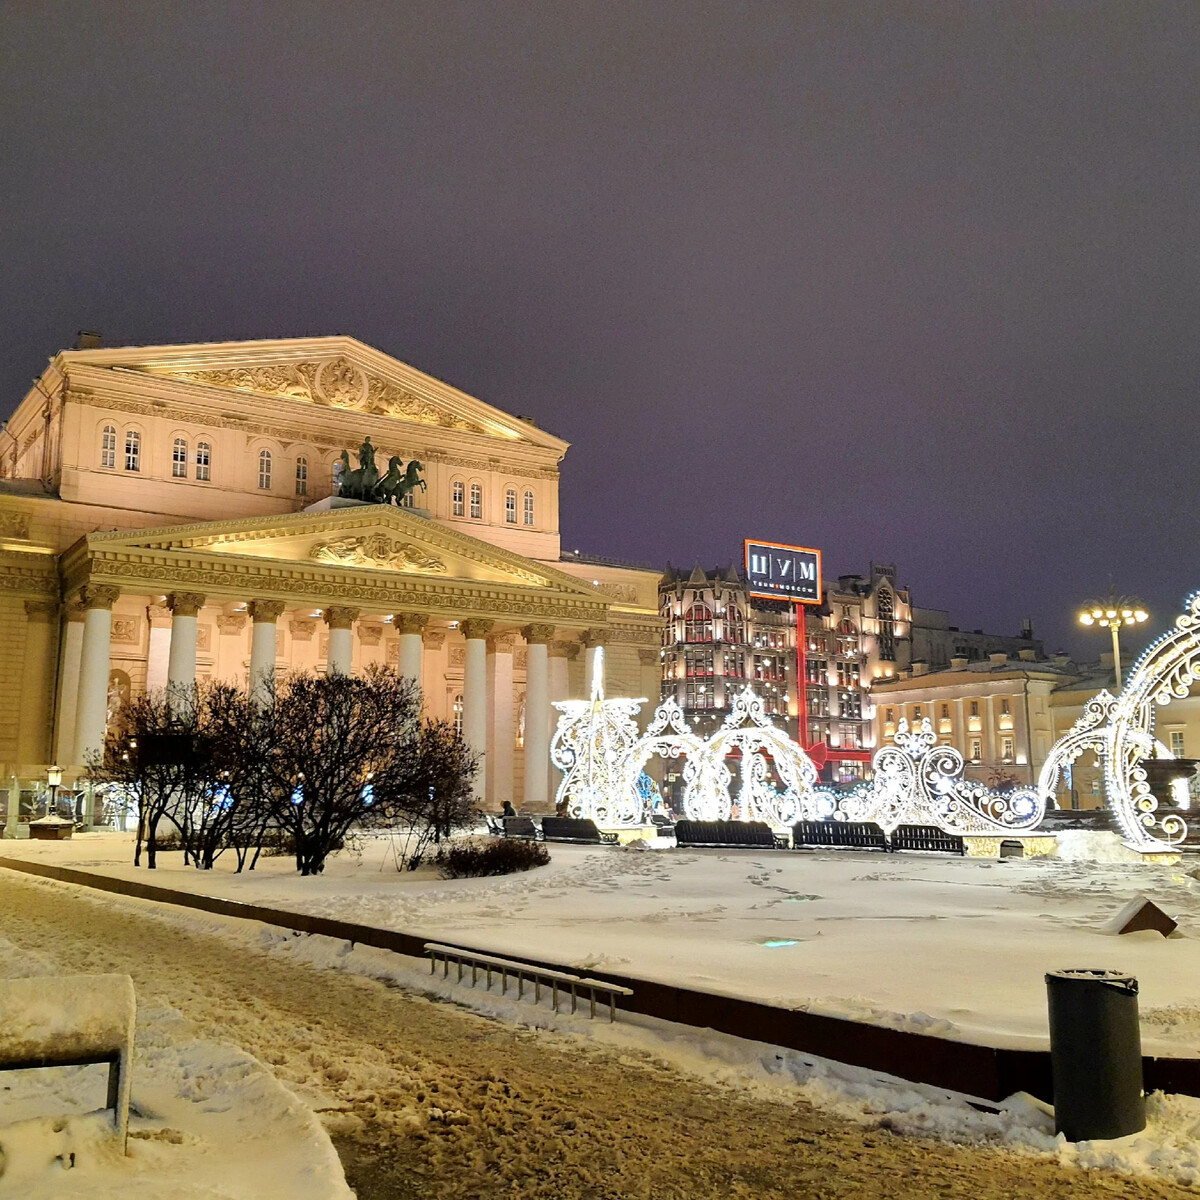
[539, 817, 618, 844]
[501, 816, 539, 840]
[424, 943, 634, 1021]
[673, 820, 789, 849]
[650, 814, 676, 838]
[0, 973, 135, 1151]
[792, 820, 890, 852]
[891, 824, 966, 856]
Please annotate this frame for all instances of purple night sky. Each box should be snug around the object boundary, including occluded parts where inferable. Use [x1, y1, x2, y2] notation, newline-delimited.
[3, 3, 1198, 656]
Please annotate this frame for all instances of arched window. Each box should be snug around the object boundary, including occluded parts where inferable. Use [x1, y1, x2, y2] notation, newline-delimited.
[523, 489, 534, 526]
[877, 589, 895, 661]
[100, 425, 116, 469]
[195, 441, 211, 481]
[258, 449, 272, 490]
[124, 430, 140, 472]
[724, 605, 746, 645]
[452, 480, 465, 517]
[469, 482, 482, 519]
[836, 618, 858, 657]
[453, 693, 464, 736]
[172, 437, 188, 478]
[684, 603, 713, 644]
[504, 487, 517, 523]
[295, 456, 308, 497]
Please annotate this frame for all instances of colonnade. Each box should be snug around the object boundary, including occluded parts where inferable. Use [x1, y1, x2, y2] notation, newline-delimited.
[55, 586, 629, 811]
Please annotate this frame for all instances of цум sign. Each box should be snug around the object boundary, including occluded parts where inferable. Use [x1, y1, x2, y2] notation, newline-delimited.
[744, 540, 822, 604]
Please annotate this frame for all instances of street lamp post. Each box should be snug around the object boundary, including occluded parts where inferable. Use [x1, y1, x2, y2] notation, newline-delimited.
[45, 765, 62, 819]
[1078, 590, 1149, 691]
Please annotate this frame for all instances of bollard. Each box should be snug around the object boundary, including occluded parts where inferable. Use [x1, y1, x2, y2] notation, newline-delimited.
[1045, 968, 1145, 1141]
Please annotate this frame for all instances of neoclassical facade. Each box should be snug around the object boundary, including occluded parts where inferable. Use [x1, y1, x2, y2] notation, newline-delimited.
[0, 336, 662, 820]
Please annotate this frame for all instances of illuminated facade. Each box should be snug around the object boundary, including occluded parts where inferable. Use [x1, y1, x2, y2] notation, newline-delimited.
[0, 335, 661, 822]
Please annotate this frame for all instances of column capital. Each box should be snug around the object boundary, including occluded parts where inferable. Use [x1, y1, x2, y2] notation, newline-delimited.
[23, 599, 58, 621]
[392, 611, 430, 635]
[323, 605, 360, 631]
[486, 631, 517, 653]
[424, 629, 447, 650]
[548, 640, 579, 659]
[248, 598, 286, 624]
[145, 602, 172, 628]
[460, 618, 495, 641]
[167, 591, 206, 617]
[217, 613, 248, 634]
[522, 623, 556, 645]
[638, 647, 660, 667]
[65, 600, 87, 623]
[581, 627, 610, 648]
[80, 584, 120, 611]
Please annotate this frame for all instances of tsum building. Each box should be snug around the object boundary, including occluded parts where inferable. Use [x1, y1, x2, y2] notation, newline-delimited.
[0, 335, 662, 824]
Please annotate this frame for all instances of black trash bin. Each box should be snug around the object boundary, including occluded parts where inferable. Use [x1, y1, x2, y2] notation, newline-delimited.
[1045, 968, 1145, 1141]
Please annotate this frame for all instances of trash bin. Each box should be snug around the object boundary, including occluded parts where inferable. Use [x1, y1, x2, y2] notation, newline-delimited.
[1045, 968, 1145, 1141]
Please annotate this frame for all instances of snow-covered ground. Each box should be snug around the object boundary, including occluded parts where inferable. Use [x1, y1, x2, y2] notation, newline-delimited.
[6, 831, 1200, 1056]
[0, 931, 352, 1198]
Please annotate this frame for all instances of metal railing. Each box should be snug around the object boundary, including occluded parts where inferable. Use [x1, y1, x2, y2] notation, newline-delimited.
[424, 942, 633, 1021]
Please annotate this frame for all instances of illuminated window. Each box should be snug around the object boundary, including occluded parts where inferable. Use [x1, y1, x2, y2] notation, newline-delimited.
[469, 482, 482, 519]
[836, 619, 859, 657]
[195, 441, 211, 481]
[806, 658, 827, 684]
[809, 720, 829, 746]
[172, 437, 188, 478]
[452, 480, 465, 517]
[970, 700, 980, 717]
[295, 456, 308, 497]
[453, 693, 463, 736]
[258, 449, 272, 490]
[1171, 731, 1185, 756]
[124, 430, 140, 472]
[807, 687, 829, 717]
[685, 679, 714, 709]
[523, 489, 534, 526]
[970, 738, 982, 762]
[724, 605, 746, 645]
[1002, 737, 1014, 762]
[683, 603, 713, 643]
[100, 425, 116, 469]
[1000, 698, 1011, 716]
[885, 708, 894, 723]
[913, 705, 922, 721]
[840, 722, 862, 749]
[836, 660, 860, 688]
[839, 691, 862, 720]
[685, 648, 713, 677]
[505, 487, 517, 523]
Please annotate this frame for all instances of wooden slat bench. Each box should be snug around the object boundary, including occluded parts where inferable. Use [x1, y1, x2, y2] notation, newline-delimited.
[892, 824, 966, 856]
[501, 816, 539, 840]
[539, 817, 618, 844]
[673, 820, 788, 849]
[424, 943, 633, 1021]
[792, 820, 890, 852]
[0, 973, 136, 1152]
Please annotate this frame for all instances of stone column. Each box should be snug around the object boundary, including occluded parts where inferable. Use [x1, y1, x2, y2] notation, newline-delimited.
[54, 602, 85, 766]
[953, 697, 967, 755]
[547, 640, 575, 801]
[522, 624, 554, 811]
[166, 592, 206, 709]
[984, 695, 997, 765]
[248, 599, 285, 701]
[486, 632, 516, 807]
[393, 612, 429, 686]
[460, 619, 493, 794]
[145, 603, 172, 692]
[582, 628, 609, 695]
[422, 629, 446, 719]
[638, 647, 660, 729]
[74, 584, 120, 766]
[323, 606, 359, 676]
[5, 777, 19, 839]
[17, 600, 57, 768]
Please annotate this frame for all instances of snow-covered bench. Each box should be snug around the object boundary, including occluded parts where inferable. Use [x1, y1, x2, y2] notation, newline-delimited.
[0, 974, 135, 1151]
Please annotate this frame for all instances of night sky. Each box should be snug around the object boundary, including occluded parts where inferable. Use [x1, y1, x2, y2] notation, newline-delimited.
[3, 3, 1198, 656]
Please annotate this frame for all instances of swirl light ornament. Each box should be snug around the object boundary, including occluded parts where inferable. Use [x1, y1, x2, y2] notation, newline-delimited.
[809, 719, 1044, 835]
[1039, 592, 1200, 851]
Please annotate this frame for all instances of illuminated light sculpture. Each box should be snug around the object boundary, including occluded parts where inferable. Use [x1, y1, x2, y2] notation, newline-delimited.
[550, 648, 646, 826]
[808, 719, 1044, 835]
[616, 695, 714, 820]
[696, 688, 820, 825]
[1039, 592, 1200, 851]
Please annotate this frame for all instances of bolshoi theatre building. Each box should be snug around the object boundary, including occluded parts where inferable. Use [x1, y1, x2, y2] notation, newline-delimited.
[0, 336, 663, 822]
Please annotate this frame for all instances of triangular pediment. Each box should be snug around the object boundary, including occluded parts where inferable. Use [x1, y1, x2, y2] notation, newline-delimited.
[85, 505, 600, 597]
[61, 336, 567, 452]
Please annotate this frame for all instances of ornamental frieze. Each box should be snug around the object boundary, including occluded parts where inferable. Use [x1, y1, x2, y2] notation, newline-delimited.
[148, 356, 487, 434]
[309, 534, 448, 574]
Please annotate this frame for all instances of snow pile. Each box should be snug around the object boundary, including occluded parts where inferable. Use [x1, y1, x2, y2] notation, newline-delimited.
[0, 938, 351, 1199]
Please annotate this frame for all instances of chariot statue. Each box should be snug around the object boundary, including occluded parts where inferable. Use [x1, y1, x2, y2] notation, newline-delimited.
[335, 436, 426, 507]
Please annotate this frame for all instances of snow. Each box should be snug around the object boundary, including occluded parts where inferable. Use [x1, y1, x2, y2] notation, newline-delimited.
[0, 935, 352, 1198]
[9, 831, 1200, 1054]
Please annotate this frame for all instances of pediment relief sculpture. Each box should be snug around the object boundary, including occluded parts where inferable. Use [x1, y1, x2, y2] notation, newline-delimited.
[309, 533, 448, 574]
[155, 355, 486, 433]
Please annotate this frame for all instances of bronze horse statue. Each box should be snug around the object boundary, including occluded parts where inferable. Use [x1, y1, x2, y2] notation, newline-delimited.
[336, 442, 425, 507]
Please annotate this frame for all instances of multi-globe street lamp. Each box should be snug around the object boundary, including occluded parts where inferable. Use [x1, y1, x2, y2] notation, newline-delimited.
[1078, 591, 1149, 691]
